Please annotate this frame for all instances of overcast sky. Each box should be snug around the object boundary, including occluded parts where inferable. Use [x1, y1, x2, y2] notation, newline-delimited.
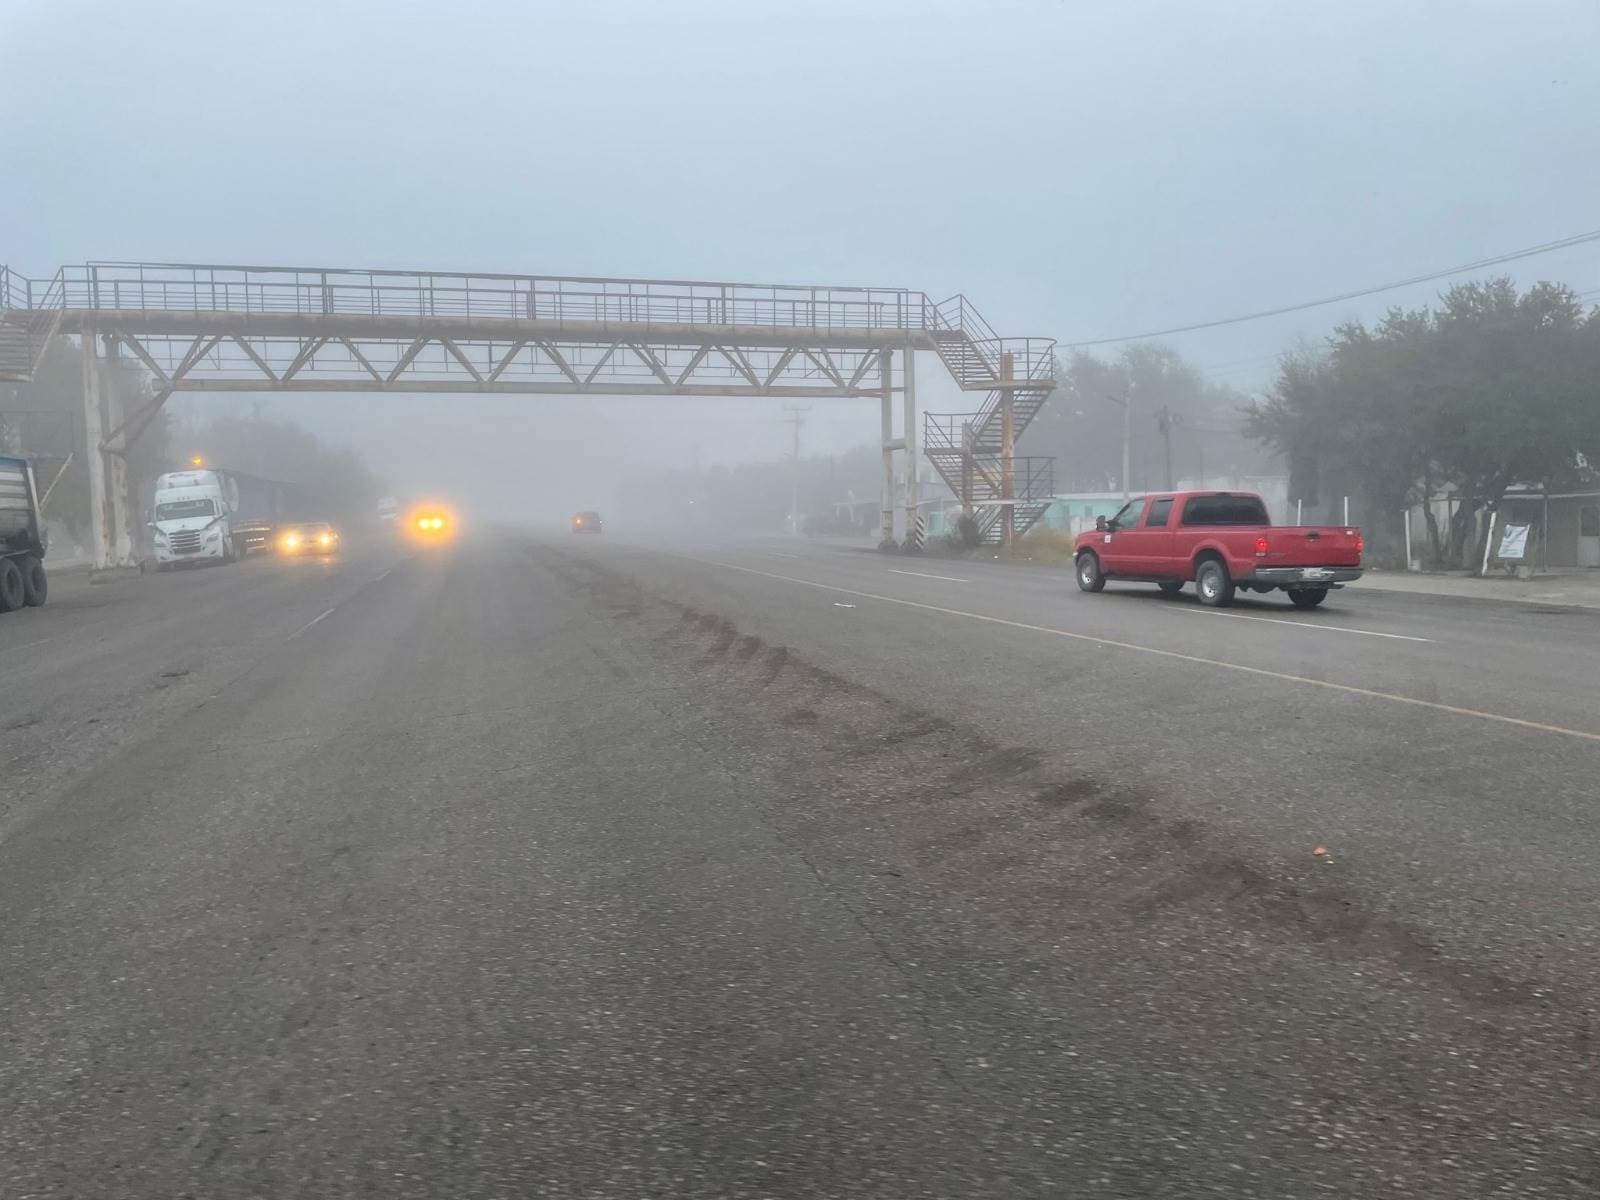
[4, 0, 1598, 515]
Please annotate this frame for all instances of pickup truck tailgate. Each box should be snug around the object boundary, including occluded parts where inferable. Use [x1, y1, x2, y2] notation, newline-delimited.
[1261, 527, 1362, 567]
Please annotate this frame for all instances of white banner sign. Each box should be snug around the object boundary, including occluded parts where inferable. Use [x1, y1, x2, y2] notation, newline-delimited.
[1498, 523, 1530, 560]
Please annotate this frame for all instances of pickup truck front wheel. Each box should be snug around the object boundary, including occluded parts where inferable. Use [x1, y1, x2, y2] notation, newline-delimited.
[1195, 558, 1235, 607]
[1289, 588, 1328, 609]
[1076, 552, 1106, 593]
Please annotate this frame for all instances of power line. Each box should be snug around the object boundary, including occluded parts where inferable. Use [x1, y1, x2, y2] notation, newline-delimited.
[1062, 227, 1600, 349]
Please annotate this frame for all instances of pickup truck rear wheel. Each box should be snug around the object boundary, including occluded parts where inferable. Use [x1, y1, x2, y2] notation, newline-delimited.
[1076, 552, 1106, 593]
[1289, 588, 1328, 609]
[18, 555, 46, 606]
[1195, 558, 1234, 607]
[0, 559, 24, 612]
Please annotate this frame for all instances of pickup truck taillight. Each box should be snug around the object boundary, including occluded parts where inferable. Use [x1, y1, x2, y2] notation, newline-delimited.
[1352, 531, 1364, 555]
[1254, 536, 1269, 554]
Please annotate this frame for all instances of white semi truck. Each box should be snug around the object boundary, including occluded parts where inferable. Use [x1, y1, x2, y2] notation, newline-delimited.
[149, 469, 245, 567]
[149, 468, 303, 567]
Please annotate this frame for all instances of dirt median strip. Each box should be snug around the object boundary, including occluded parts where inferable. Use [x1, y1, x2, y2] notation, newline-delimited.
[532, 538, 1600, 1193]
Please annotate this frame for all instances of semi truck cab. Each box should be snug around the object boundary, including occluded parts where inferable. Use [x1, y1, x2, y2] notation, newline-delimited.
[150, 470, 240, 566]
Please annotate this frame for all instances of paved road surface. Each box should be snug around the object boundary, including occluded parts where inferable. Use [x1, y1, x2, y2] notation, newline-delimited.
[3, 531, 1598, 1197]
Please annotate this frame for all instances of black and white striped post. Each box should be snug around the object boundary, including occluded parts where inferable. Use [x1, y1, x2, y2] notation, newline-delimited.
[902, 347, 923, 552]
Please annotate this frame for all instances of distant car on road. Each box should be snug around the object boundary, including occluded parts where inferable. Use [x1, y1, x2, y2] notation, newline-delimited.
[276, 521, 341, 556]
[406, 504, 457, 547]
[571, 510, 604, 534]
[1073, 491, 1363, 609]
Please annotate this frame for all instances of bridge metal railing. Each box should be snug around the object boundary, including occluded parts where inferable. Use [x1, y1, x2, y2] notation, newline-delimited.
[0, 268, 67, 382]
[7, 262, 960, 334]
[923, 412, 975, 453]
[3, 265, 1060, 371]
[0, 266, 35, 310]
[931, 293, 1000, 345]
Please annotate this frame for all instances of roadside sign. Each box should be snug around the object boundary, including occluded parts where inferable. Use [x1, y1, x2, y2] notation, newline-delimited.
[1498, 523, 1530, 560]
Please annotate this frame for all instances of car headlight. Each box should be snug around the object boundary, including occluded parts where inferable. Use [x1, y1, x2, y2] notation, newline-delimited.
[205, 529, 221, 541]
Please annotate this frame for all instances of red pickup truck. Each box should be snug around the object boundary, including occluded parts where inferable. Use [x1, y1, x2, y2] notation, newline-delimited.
[1073, 492, 1362, 608]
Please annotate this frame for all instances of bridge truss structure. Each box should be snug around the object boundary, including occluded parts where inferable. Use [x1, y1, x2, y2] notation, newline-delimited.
[1, 262, 1056, 565]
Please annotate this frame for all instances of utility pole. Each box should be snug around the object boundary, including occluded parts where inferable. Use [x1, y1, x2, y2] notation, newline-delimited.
[782, 404, 809, 536]
[1155, 404, 1179, 491]
[1108, 393, 1132, 499]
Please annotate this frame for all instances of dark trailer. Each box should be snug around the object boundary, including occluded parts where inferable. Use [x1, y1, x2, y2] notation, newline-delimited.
[229, 471, 303, 555]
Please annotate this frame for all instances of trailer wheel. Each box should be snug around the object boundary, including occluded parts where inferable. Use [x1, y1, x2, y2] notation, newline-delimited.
[18, 555, 46, 606]
[0, 559, 24, 612]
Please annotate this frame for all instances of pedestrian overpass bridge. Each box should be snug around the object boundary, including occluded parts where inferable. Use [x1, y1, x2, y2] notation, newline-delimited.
[1, 261, 1056, 564]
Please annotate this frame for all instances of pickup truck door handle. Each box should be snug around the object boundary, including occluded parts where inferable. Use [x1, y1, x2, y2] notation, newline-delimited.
[1305, 530, 1321, 540]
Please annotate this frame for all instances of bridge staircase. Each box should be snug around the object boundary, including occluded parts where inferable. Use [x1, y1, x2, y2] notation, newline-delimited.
[922, 295, 1057, 544]
[0, 268, 64, 383]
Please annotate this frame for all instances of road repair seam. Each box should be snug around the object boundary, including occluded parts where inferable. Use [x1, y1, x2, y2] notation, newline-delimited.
[0, 636, 51, 660]
[696, 557, 1600, 744]
[1160, 605, 1434, 642]
[287, 557, 407, 642]
[286, 607, 337, 640]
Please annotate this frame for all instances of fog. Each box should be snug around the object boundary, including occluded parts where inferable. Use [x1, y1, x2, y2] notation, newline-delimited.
[5, 0, 1598, 524]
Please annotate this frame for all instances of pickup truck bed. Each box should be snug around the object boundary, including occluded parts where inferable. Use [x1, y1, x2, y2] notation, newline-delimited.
[1073, 491, 1362, 608]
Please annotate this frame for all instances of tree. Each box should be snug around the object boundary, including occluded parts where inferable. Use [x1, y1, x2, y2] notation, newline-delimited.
[1246, 277, 1600, 568]
[0, 336, 172, 548]
[1025, 343, 1268, 493]
[177, 411, 383, 520]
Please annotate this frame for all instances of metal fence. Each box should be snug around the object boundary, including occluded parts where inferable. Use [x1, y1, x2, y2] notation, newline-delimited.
[7, 262, 955, 333]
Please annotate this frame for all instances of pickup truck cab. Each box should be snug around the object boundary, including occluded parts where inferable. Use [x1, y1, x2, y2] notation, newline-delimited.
[1073, 491, 1362, 608]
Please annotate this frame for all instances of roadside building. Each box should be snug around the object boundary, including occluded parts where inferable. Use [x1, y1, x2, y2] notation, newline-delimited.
[1491, 489, 1600, 570]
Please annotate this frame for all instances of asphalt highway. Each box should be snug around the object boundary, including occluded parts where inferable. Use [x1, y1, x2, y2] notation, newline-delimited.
[3, 529, 1598, 1197]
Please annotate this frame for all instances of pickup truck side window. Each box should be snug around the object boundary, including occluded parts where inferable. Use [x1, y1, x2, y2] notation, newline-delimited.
[1181, 495, 1269, 526]
[1145, 498, 1174, 528]
[1109, 498, 1145, 529]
